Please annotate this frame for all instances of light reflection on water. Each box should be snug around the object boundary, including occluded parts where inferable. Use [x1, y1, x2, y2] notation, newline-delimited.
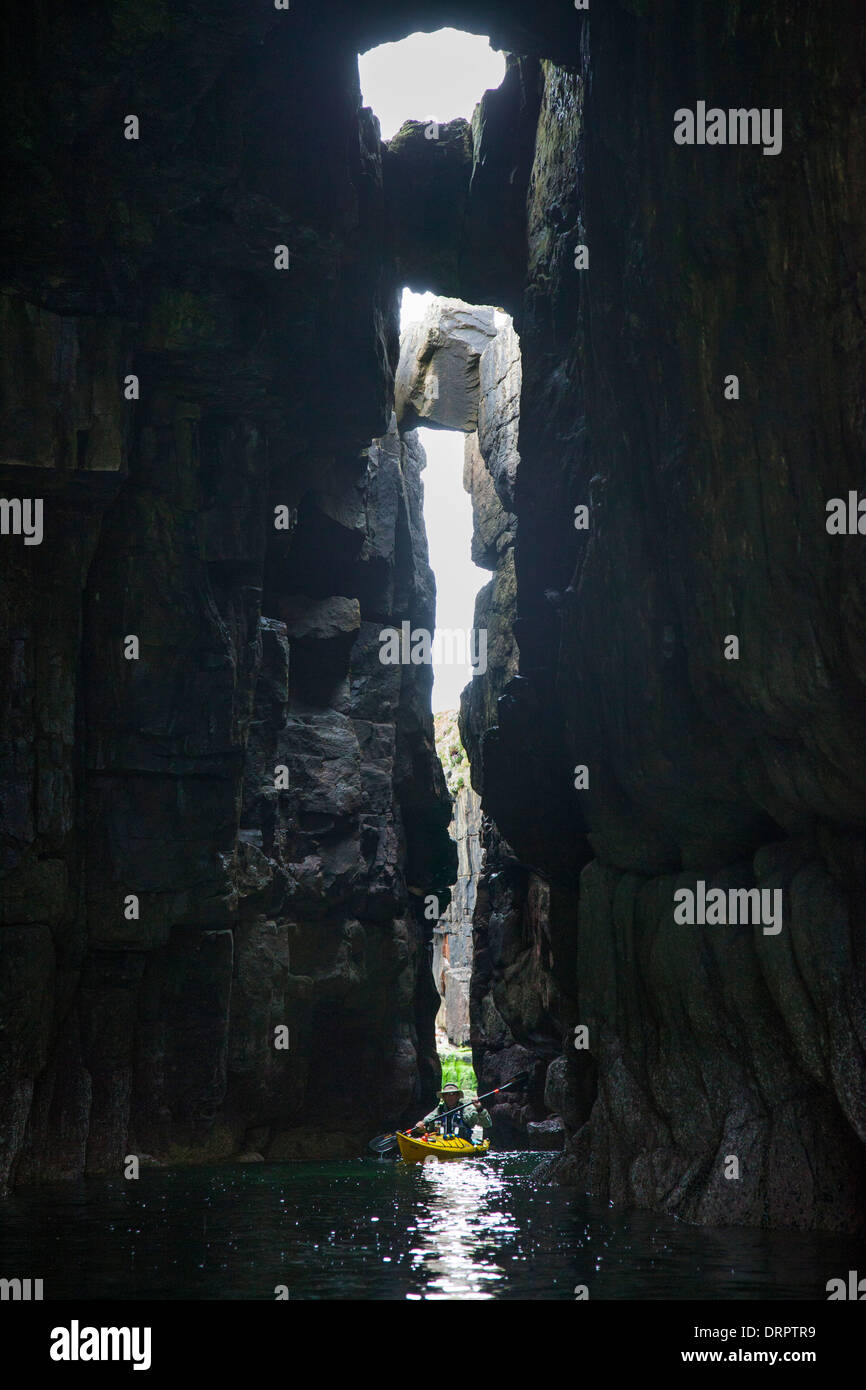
[0, 1153, 863, 1300]
[407, 1158, 516, 1299]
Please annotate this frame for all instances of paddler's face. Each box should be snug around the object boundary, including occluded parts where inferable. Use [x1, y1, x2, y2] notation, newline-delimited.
[445, 1095, 459, 1108]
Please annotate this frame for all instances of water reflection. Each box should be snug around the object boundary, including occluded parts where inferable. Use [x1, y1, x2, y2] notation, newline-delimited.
[407, 1159, 516, 1299]
[1, 1154, 862, 1300]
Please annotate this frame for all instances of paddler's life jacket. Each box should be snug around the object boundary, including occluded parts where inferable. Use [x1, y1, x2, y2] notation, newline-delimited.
[433, 1104, 473, 1140]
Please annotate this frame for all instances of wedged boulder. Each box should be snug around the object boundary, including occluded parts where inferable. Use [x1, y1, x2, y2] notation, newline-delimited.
[395, 299, 498, 433]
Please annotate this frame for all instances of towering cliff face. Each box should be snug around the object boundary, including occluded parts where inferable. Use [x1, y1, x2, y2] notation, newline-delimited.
[461, 4, 866, 1230]
[2, 1, 865, 1232]
[0, 3, 459, 1186]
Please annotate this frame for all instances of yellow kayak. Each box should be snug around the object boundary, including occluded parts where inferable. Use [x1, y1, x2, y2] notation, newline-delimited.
[396, 1132, 491, 1163]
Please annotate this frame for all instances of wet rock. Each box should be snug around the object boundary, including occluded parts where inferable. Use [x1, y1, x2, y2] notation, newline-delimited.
[526, 1117, 565, 1151]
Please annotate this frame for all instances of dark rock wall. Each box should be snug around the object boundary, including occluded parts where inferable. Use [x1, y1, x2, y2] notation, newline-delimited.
[463, 4, 866, 1230]
[2, 1, 865, 1232]
[376, 2, 866, 1226]
[0, 4, 458, 1186]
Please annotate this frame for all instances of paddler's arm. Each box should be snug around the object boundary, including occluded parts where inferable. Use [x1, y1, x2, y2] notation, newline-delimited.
[410, 1107, 442, 1135]
[464, 1099, 492, 1130]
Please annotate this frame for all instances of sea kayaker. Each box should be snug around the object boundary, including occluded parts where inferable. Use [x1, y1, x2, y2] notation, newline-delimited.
[410, 1082, 492, 1141]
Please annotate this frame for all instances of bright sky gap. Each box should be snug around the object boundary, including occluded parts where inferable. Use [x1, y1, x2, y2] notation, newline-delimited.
[358, 30, 507, 141]
[360, 32, 506, 712]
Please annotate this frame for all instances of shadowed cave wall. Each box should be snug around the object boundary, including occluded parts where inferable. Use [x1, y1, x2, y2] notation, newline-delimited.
[1, 1, 865, 1230]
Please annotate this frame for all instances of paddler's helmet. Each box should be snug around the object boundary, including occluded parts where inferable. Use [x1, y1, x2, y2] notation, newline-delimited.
[437, 1082, 464, 1101]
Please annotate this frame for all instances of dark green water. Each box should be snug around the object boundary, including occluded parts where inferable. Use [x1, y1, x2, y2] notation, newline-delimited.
[1, 1153, 862, 1300]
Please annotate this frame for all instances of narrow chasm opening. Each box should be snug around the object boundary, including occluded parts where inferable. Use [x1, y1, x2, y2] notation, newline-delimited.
[395, 279, 522, 1104]
[360, 27, 523, 1136]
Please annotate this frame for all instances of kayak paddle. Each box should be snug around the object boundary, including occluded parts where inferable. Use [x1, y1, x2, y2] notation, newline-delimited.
[367, 1070, 530, 1156]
